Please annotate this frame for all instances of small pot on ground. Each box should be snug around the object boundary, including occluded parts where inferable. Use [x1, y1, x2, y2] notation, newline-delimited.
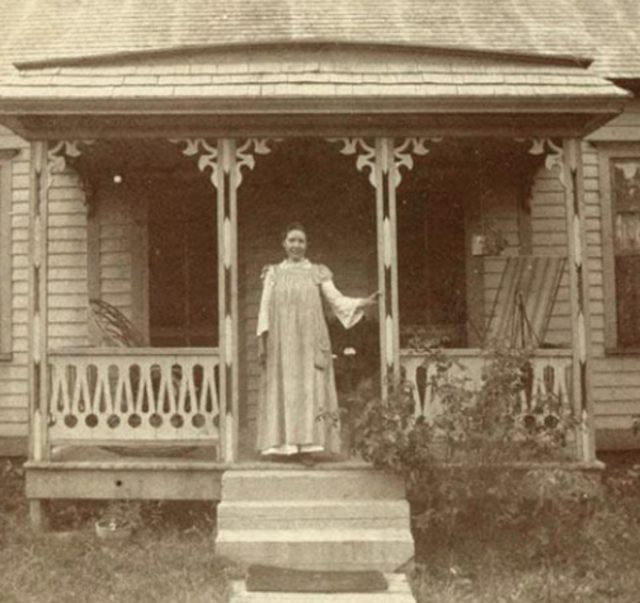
[95, 501, 141, 542]
[95, 518, 133, 541]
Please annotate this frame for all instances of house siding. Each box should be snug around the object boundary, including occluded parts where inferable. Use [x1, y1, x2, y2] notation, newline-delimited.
[0, 126, 29, 441]
[587, 99, 640, 446]
[47, 167, 89, 350]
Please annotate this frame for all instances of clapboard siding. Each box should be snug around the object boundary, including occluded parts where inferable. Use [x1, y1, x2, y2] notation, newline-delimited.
[588, 99, 640, 143]
[95, 189, 135, 322]
[0, 126, 29, 439]
[47, 166, 89, 346]
[482, 164, 571, 348]
[586, 99, 640, 438]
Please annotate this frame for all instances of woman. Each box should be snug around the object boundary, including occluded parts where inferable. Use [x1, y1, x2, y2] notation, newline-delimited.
[256, 223, 378, 465]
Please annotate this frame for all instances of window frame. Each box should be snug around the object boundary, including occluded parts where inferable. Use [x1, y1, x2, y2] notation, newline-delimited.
[0, 149, 17, 361]
[599, 143, 640, 354]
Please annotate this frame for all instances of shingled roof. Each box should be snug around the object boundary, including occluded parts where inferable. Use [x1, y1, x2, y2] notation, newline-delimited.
[0, 45, 627, 115]
[0, 0, 638, 79]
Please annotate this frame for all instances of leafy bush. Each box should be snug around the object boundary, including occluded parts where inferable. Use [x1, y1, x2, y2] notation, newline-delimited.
[353, 346, 578, 471]
[351, 347, 598, 569]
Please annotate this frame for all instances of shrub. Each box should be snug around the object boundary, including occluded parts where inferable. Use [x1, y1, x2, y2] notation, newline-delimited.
[351, 346, 596, 568]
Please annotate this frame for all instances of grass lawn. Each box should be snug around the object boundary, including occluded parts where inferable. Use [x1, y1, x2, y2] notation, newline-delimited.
[0, 460, 229, 603]
[3, 455, 640, 602]
[410, 453, 640, 603]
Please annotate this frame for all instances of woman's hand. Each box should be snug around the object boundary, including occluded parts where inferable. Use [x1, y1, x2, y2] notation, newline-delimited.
[359, 291, 381, 309]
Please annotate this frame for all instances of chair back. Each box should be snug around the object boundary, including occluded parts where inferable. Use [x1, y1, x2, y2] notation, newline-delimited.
[88, 299, 145, 347]
[485, 255, 566, 348]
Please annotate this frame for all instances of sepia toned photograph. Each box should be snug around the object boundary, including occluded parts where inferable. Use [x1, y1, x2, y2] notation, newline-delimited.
[0, 1, 639, 601]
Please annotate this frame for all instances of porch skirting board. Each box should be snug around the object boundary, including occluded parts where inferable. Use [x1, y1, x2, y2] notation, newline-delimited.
[25, 460, 222, 501]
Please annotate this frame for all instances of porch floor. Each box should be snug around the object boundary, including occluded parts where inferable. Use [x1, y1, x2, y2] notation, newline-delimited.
[24, 444, 365, 520]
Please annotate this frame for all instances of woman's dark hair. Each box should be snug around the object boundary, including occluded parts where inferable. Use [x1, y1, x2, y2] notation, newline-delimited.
[281, 222, 307, 241]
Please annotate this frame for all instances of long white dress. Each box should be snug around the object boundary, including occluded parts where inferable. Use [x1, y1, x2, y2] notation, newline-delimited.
[256, 259, 364, 455]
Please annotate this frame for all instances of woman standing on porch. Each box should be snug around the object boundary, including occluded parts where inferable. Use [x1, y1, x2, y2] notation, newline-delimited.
[256, 223, 378, 465]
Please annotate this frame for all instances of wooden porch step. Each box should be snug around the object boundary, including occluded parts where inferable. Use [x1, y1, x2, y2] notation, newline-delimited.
[216, 528, 414, 572]
[221, 468, 406, 501]
[215, 468, 414, 573]
[228, 573, 415, 602]
[217, 499, 410, 530]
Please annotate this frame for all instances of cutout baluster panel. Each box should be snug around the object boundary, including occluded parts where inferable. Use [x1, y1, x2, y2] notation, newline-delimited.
[48, 349, 220, 443]
[400, 351, 574, 447]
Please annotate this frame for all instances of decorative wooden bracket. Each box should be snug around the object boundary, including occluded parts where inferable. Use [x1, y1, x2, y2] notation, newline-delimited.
[47, 140, 93, 174]
[170, 138, 274, 189]
[328, 137, 437, 187]
[47, 140, 95, 212]
[522, 138, 566, 187]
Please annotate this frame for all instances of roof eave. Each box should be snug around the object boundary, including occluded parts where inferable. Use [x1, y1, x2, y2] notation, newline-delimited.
[0, 93, 629, 116]
[0, 93, 629, 140]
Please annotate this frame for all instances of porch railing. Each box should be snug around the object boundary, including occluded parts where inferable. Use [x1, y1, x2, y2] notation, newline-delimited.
[47, 348, 220, 446]
[400, 349, 573, 424]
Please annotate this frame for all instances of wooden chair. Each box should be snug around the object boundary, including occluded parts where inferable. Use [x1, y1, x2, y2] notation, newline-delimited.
[88, 297, 184, 402]
[484, 256, 566, 349]
[88, 298, 145, 347]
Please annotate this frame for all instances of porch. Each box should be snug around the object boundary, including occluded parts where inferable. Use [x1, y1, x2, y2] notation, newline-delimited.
[0, 43, 624, 533]
[22, 132, 593, 518]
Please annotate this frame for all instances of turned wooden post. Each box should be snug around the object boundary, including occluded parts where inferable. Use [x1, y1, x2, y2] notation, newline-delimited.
[562, 138, 596, 462]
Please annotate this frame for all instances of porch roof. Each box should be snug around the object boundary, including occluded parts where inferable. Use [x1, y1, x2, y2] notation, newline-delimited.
[0, 45, 629, 139]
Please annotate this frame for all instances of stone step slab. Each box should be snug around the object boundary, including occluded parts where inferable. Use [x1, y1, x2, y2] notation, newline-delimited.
[228, 573, 415, 602]
[216, 528, 414, 572]
[217, 499, 411, 530]
[221, 469, 405, 501]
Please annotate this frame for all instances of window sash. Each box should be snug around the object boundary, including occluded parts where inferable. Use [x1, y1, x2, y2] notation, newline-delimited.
[600, 147, 640, 352]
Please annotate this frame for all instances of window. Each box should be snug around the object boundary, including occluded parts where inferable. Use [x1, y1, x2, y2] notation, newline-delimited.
[600, 147, 640, 351]
[0, 149, 15, 360]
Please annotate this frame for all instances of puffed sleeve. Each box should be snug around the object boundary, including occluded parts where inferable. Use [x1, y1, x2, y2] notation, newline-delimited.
[316, 265, 365, 329]
[257, 265, 275, 336]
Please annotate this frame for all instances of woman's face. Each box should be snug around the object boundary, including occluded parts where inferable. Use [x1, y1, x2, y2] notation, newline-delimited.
[283, 229, 307, 261]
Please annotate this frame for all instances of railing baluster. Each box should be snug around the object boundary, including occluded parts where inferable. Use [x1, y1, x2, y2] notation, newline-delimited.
[400, 351, 573, 431]
[47, 349, 221, 444]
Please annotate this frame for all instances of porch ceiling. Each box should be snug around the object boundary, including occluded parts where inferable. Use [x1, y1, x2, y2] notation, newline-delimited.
[0, 45, 629, 139]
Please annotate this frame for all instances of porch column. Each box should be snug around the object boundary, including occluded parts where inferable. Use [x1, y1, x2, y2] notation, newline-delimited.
[562, 138, 596, 462]
[172, 138, 272, 461]
[330, 137, 433, 393]
[28, 141, 49, 465]
[529, 138, 595, 462]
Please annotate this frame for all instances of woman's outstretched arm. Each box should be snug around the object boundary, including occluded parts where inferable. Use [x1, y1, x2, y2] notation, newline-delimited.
[321, 279, 379, 329]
